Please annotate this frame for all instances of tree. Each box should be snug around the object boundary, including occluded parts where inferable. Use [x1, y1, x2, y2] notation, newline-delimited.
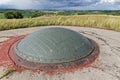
[31, 12, 45, 18]
[4, 11, 23, 19]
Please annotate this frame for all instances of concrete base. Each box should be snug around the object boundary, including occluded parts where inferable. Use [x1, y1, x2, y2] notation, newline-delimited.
[0, 26, 120, 80]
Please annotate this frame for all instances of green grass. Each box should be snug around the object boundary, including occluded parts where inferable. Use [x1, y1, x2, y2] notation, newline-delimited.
[0, 15, 120, 31]
[0, 13, 5, 19]
[0, 69, 16, 79]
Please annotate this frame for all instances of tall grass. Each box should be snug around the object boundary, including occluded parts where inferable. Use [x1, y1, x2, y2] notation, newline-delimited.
[0, 15, 120, 31]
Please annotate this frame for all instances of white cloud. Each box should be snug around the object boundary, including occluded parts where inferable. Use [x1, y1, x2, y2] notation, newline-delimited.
[9, 0, 37, 9]
[0, 0, 39, 9]
[100, 0, 120, 3]
[0, 0, 11, 5]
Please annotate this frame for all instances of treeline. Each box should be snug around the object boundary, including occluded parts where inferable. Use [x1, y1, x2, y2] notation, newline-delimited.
[1, 9, 120, 19]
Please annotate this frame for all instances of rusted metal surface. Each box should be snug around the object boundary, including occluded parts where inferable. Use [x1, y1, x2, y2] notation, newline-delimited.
[13, 27, 94, 64]
[11, 39, 99, 72]
[10, 27, 100, 73]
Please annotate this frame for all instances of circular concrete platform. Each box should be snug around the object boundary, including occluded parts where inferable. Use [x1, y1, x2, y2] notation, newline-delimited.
[0, 26, 120, 80]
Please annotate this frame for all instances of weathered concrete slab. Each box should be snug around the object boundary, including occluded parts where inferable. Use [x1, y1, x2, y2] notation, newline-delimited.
[0, 26, 120, 80]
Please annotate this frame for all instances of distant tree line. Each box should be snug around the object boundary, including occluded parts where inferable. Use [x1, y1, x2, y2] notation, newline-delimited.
[1, 10, 120, 19]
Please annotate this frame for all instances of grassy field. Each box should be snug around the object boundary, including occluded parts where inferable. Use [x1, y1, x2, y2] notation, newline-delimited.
[0, 13, 5, 19]
[0, 15, 120, 31]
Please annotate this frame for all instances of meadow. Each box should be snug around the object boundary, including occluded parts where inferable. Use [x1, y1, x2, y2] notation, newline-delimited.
[0, 15, 120, 31]
[0, 13, 5, 19]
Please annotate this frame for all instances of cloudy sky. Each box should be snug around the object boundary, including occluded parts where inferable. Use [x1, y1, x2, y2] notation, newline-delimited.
[0, 0, 120, 10]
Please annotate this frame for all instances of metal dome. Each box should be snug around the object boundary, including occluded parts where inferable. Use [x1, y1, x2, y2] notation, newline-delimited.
[13, 27, 94, 64]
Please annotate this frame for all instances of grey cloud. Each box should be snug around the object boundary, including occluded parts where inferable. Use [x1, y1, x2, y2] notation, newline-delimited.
[35, 0, 100, 9]
[0, 0, 101, 9]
